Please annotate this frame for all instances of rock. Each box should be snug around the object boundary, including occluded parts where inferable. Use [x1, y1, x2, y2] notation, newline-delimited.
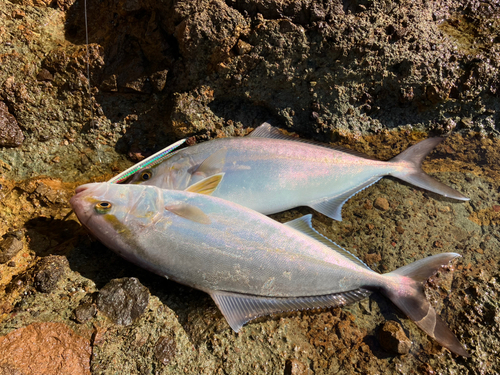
[364, 253, 382, 266]
[0, 322, 91, 375]
[236, 40, 252, 55]
[73, 303, 97, 324]
[284, 359, 310, 375]
[378, 320, 412, 355]
[155, 334, 177, 365]
[373, 197, 390, 211]
[36, 68, 54, 81]
[96, 277, 150, 326]
[0, 233, 23, 264]
[0, 101, 24, 147]
[34, 255, 69, 293]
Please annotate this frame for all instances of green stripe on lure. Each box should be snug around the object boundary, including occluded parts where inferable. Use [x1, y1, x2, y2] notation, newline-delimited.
[121, 123, 468, 221]
[108, 138, 186, 184]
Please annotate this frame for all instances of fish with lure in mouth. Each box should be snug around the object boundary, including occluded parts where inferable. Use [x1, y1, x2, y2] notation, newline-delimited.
[121, 123, 468, 221]
[70, 182, 469, 357]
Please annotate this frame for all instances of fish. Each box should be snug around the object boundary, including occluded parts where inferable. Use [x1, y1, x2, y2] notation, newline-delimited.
[70, 182, 469, 357]
[121, 123, 469, 221]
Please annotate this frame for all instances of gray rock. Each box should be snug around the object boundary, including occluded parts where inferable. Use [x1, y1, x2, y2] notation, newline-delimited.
[96, 277, 150, 326]
[73, 303, 97, 324]
[34, 256, 69, 293]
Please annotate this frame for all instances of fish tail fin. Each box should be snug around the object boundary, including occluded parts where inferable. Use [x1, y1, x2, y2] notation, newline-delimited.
[382, 253, 469, 357]
[389, 138, 469, 201]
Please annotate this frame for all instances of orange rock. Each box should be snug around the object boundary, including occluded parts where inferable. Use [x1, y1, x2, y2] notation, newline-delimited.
[0, 322, 91, 375]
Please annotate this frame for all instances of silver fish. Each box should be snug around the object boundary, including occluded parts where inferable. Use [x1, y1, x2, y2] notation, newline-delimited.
[123, 123, 468, 221]
[70, 182, 469, 356]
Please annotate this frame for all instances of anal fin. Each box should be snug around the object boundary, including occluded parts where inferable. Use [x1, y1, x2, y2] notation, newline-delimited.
[309, 177, 382, 221]
[210, 289, 371, 332]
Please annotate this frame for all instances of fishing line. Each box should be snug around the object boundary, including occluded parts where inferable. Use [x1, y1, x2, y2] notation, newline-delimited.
[84, 0, 102, 162]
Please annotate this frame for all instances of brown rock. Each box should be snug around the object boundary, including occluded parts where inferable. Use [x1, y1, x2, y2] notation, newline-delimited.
[0, 101, 24, 147]
[236, 40, 252, 55]
[434, 240, 443, 248]
[0, 235, 23, 264]
[373, 197, 390, 211]
[36, 68, 54, 81]
[0, 322, 91, 375]
[378, 320, 412, 354]
[284, 359, 311, 375]
[73, 303, 97, 324]
[365, 253, 382, 266]
[155, 334, 177, 365]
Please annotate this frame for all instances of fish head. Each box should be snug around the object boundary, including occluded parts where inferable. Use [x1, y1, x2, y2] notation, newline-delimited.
[70, 183, 166, 246]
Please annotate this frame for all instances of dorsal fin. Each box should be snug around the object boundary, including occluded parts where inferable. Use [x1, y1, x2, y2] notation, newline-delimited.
[284, 215, 371, 270]
[249, 122, 291, 139]
[210, 289, 371, 332]
[249, 123, 377, 159]
[185, 173, 224, 195]
[192, 148, 227, 179]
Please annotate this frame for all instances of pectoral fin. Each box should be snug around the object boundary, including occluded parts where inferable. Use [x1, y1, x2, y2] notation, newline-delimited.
[210, 289, 371, 332]
[185, 173, 225, 195]
[165, 202, 211, 224]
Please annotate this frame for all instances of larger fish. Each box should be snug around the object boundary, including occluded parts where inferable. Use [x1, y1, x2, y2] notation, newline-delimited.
[70, 182, 469, 356]
[123, 124, 468, 221]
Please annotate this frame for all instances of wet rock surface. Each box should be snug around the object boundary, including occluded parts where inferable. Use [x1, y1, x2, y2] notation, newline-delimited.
[0, 0, 499, 374]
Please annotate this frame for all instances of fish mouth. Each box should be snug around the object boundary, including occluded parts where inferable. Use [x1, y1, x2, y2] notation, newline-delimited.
[75, 185, 89, 194]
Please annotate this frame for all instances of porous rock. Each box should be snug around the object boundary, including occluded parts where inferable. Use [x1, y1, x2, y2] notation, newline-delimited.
[96, 277, 150, 325]
[34, 255, 69, 293]
[0, 101, 24, 147]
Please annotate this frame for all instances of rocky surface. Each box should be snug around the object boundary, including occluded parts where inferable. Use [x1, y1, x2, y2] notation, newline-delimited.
[0, 0, 500, 374]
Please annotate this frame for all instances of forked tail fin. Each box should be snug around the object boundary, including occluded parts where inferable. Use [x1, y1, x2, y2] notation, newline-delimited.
[389, 138, 469, 201]
[383, 253, 469, 357]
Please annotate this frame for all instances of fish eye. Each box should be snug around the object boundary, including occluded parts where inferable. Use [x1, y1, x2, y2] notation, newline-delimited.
[141, 170, 152, 181]
[95, 201, 112, 214]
